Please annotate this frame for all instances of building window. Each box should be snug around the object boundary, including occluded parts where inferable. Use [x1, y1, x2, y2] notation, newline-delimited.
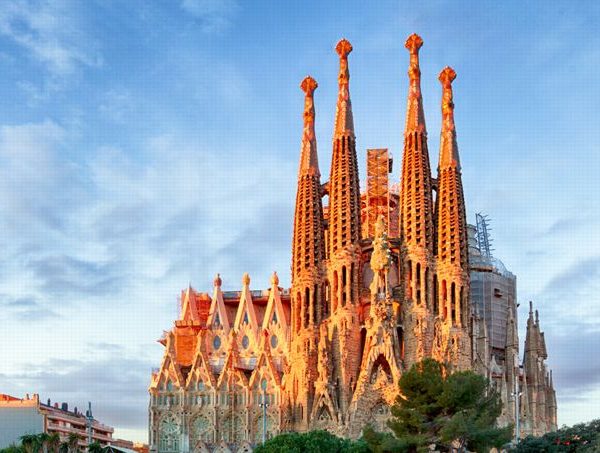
[213, 336, 221, 350]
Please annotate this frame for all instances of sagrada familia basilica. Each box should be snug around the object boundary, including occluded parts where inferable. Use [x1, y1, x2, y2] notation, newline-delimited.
[148, 34, 557, 452]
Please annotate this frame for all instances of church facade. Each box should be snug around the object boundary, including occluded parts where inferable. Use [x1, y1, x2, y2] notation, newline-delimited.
[148, 35, 557, 453]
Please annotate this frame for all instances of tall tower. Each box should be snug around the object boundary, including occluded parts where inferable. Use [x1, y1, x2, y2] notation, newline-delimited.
[399, 34, 436, 366]
[288, 76, 326, 429]
[433, 66, 471, 369]
[326, 38, 362, 423]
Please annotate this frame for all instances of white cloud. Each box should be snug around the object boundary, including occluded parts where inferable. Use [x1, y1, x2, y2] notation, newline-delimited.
[0, 119, 295, 441]
[0, 0, 101, 76]
[180, 0, 238, 33]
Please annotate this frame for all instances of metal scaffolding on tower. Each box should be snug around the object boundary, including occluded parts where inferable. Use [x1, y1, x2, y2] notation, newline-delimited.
[365, 149, 393, 238]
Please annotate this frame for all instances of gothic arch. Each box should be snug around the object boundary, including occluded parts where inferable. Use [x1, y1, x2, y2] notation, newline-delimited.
[369, 354, 392, 384]
[158, 413, 180, 453]
[190, 413, 213, 445]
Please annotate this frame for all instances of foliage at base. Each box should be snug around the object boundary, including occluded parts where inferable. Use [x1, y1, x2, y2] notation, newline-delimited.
[513, 419, 600, 452]
[365, 358, 512, 452]
[253, 430, 368, 453]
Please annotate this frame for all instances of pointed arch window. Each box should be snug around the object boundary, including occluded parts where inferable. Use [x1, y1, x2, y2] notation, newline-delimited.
[271, 311, 278, 324]
[243, 311, 249, 325]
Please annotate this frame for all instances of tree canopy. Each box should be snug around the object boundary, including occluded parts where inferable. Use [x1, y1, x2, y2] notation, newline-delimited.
[513, 419, 600, 452]
[254, 430, 368, 453]
[365, 358, 512, 452]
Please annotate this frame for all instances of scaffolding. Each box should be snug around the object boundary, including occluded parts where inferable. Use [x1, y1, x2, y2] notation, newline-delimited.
[365, 149, 392, 238]
[476, 212, 494, 259]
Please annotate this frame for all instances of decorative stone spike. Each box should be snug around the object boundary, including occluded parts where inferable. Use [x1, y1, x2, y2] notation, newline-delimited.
[242, 272, 250, 286]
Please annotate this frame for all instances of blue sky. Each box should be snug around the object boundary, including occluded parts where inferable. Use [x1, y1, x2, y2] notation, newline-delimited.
[0, 0, 598, 443]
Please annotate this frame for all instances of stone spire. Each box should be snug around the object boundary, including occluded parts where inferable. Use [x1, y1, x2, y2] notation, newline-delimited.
[400, 33, 435, 254]
[523, 301, 555, 435]
[434, 66, 470, 370]
[324, 38, 362, 422]
[328, 38, 361, 260]
[291, 76, 326, 331]
[438, 66, 461, 169]
[288, 76, 327, 430]
[436, 66, 468, 270]
[333, 38, 354, 138]
[299, 76, 320, 176]
[399, 34, 436, 367]
[404, 33, 426, 133]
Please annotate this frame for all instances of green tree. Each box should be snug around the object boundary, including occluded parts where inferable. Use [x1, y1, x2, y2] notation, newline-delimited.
[254, 430, 368, 453]
[438, 370, 512, 451]
[513, 419, 600, 452]
[368, 358, 512, 452]
[37, 434, 50, 453]
[86, 442, 102, 453]
[66, 434, 80, 453]
[20, 435, 41, 453]
[46, 434, 61, 453]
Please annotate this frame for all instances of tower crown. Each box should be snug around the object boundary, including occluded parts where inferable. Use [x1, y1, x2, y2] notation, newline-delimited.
[438, 66, 460, 169]
[404, 33, 426, 132]
[334, 38, 354, 138]
[299, 76, 320, 176]
[405, 33, 423, 81]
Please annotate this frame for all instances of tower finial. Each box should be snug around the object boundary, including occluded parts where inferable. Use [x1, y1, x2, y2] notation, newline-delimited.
[438, 66, 460, 168]
[214, 273, 222, 287]
[405, 33, 423, 81]
[242, 272, 250, 287]
[403, 33, 426, 133]
[270, 271, 279, 286]
[334, 38, 354, 137]
[299, 76, 320, 176]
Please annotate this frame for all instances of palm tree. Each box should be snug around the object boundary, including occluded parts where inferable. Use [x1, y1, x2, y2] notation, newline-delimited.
[46, 434, 61, 453]
[86, 442, 102, 453]
[20, 434, 40, 453]
[37, 434, 50, 453]
[66, 434, 80, 453]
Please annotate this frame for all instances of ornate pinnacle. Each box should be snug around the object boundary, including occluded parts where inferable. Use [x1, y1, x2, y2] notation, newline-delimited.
[242, 272, 251, 287]
[300, 76, 317, 125]
[334, 38, 354, 137]
[439, 66, 457, 89]
[404, 33, 426, 132]
[405, 33, 423, 81]
[439, 67, 456, 130]
[405, 33, 423, 54]
[270, 271, 279, 286]
[213, 273, 222, 287]
[336, 38, 353, 58]
[336, 38, 352, 86]
[438, 66, 460, 168]
[299, 76, 320, 176]
[300, 75, 318, 96]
